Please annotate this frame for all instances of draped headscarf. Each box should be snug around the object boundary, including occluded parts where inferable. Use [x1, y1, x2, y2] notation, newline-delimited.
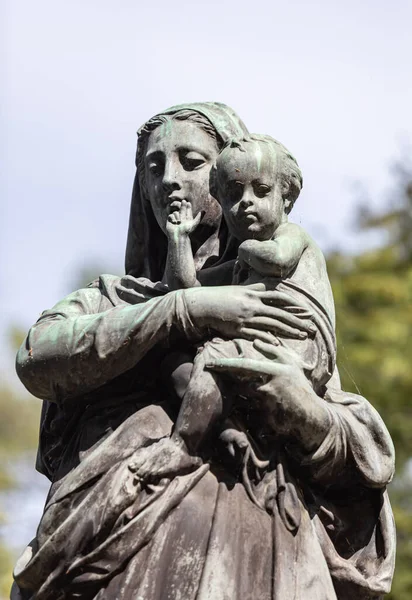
[125, 102, 249, 279]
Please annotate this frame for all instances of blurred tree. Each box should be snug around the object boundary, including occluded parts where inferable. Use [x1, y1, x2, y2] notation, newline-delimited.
[0, 328, 41, 598]
[327, 158, 412, 599]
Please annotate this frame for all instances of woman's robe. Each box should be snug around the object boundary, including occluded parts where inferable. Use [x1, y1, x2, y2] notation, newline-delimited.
[12, 275, 395, 600]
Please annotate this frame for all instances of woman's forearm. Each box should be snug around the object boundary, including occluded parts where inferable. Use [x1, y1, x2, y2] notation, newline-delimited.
[300, 388, 395, 487]
[264, 377, 331, 453]
[17, 288, 196, 403]
[283, 386, 395, 488]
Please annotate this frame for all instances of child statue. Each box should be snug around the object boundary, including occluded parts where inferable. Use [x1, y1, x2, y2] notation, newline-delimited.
[131, 134, 337, 477]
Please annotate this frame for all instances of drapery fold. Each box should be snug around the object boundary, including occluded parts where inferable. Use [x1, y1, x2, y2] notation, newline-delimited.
[13, 275, 395, 599]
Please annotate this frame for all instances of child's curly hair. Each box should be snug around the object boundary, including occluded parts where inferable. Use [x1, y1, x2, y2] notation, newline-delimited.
[214, 134, 303, 214]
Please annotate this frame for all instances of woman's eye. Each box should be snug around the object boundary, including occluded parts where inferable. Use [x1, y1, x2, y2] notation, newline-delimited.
[180, 152, 206, 171]
[254, 184, 271, 198]
[149, 163, 163, 177]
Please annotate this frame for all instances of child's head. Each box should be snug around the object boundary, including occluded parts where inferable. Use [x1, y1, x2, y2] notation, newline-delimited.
[213, 134, 302, 241]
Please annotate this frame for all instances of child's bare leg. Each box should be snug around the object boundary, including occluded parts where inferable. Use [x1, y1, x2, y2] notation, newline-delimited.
[128, 350, 225, 480]
[172, 350, 227, 454]
[160, 351, 194, 403]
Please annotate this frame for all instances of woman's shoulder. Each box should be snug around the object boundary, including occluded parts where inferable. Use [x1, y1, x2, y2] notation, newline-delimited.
[37, 275, 123, 319]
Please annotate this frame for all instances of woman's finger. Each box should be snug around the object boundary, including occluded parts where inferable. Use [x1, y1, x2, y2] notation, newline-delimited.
[259, 292, 314, 322]
[285, 306, 314, 318]
[205, 357, 280, 378]
[238, 327, 280, 345]
[247, 309, 315, 333]
[245, 283, 266, 292]
[256, 290, 298, 306]
[246, 316, 309, 339]
[252, 339, 283, 360]
[252, 340, 298, 365]
[253, 340, 311, 372]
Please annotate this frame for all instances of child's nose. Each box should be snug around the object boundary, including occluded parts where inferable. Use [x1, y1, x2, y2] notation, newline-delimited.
[240, 191, 254, 208]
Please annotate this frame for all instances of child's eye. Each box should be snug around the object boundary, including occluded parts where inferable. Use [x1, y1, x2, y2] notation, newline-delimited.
[254, 184, 271, 198]
[225, 181, 244, 203]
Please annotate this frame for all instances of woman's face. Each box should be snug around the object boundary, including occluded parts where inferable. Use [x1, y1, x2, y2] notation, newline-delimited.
[144, 120, 221, 234]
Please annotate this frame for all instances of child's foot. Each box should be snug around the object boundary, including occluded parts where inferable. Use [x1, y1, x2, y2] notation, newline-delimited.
[219, 428, 269, 470]
[128, 437, 202, 482]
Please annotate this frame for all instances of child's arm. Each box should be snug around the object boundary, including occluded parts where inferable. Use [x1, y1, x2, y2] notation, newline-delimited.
[163, 200, 202, 290]
[238, 223, 309, 278]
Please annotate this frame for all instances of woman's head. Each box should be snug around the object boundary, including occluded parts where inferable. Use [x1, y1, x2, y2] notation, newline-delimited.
[137, 110, 223, 234]
[125, 102, 249, 278]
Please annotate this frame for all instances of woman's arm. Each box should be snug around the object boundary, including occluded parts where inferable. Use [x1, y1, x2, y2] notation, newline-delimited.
[205, 340, 394, 488]
[17, 284, 195, 402]
[17, 282, 316, 405]
[305, 385, 395, 487]
[205, 341, 330, 452]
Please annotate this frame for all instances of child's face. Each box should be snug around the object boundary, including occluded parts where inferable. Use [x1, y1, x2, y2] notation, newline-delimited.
[216, 143, 286, 241]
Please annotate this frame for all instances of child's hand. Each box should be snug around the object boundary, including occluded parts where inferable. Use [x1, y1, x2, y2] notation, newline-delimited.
[166, 200, 202, 237]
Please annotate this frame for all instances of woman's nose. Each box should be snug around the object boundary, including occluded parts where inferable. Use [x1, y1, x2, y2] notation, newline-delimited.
[162, 159, 182, 192]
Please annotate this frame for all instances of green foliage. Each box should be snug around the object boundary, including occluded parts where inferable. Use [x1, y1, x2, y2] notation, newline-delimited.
[0, 543, 14, 600]
[0, 387, 40, 596]
[0, 385, 40, 466]
[0, 384, 41, 596]
[0, 330, 41, 598]
[327, 162, 412, 599]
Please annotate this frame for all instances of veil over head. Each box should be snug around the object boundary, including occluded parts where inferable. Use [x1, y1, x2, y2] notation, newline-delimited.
[125, 102, 249, 279]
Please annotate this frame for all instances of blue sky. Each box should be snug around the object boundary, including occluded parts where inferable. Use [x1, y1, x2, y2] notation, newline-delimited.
[2, 0, 412, 377]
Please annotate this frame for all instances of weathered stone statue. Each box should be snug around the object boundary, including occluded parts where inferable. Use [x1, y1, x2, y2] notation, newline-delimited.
[12, 103, 395, 599]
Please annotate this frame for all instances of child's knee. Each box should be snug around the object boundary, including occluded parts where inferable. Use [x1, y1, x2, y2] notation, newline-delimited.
[161, 352, 194, 400]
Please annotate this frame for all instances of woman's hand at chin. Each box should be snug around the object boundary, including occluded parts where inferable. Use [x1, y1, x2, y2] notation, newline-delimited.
[183, 284, 317, 345]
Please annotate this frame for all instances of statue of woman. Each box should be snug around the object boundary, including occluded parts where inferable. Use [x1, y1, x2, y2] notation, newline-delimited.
[12, 103, 395, 600]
